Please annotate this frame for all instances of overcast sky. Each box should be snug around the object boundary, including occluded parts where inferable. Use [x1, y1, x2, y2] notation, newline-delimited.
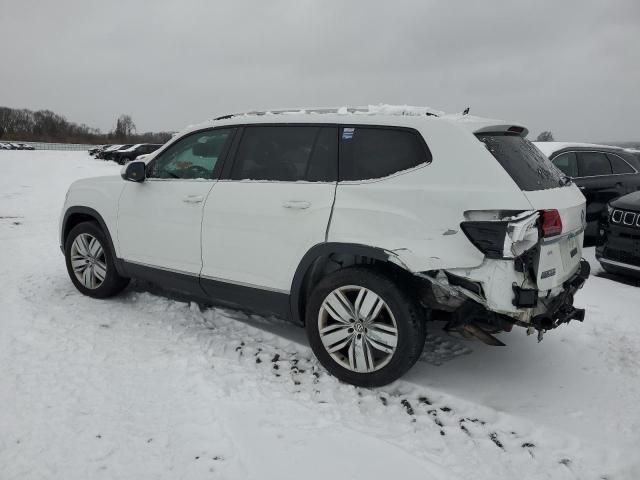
[1, 0, 638, 142]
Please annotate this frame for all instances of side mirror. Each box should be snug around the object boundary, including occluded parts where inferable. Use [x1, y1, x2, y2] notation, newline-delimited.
[121, 160, 146, 182]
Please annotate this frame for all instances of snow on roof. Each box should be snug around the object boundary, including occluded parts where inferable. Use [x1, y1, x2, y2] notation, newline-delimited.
[533, 141, 624, 157]
[178, 104, 528, 138]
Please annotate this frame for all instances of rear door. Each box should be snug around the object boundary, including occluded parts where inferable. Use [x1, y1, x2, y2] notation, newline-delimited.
[574, 151, 624, 236]
[201, 125, 338, 294]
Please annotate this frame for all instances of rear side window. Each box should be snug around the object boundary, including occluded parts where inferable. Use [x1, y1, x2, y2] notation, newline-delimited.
[552, 152, 579, 177]
[607, 153, 635, 174]
[340, 127, 430, 181]
[577, 152, 612, 176]
[476, 133, 564, 191]
[230, 126, 337, 182]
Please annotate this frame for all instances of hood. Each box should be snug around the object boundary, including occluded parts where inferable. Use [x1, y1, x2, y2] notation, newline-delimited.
[70, 175, 121, 190]
[610, 191, 640, 211]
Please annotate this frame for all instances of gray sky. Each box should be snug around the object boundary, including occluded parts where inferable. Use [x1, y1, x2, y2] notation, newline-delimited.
[1, 0, 638, 142]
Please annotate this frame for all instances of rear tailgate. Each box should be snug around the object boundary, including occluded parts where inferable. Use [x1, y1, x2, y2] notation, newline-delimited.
[524, 186, 586, 290]
[474, 130, 586, 291]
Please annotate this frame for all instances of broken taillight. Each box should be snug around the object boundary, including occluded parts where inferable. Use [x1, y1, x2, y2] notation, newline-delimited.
[539, 209, 562, 238]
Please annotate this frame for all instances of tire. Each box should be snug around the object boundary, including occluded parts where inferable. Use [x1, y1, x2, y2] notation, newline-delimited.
[305, 267, 426, 387]
[118, 156, 130, 165]
[64, 221, 129, 298]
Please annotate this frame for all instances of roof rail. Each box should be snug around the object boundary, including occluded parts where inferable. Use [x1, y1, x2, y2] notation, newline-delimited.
[213, 105, 440, 121]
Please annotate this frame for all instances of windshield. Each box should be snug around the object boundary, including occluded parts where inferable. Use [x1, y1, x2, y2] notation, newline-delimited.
[476, 133, 566, 191]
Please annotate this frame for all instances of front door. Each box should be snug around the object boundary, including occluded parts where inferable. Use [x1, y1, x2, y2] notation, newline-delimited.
[117, 128, 235, 275]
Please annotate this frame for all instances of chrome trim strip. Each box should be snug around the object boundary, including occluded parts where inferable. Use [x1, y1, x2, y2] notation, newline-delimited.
[200, 274, 290, 294]
[124, 260, 197, 276]
[600, 258, 640, 272]
[540, 226, 584, 245]
[123, 259, 291, 295]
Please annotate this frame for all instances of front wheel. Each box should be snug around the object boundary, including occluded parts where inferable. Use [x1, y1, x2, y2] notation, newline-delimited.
[64, 221, 129, 298]
[305, 268, 426, 387]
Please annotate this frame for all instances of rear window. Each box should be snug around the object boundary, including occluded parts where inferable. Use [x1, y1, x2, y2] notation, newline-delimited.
[476, 133, 564, 191]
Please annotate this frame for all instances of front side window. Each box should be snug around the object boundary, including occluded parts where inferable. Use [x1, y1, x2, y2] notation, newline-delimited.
[340, 127, 430, 181]
[577, 151, 612, 177]
[230, 126, 337, 182]
[147, 129, 233, 180]
[552, 151, 579, 177]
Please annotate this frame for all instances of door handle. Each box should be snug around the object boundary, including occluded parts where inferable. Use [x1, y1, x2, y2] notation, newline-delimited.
[282, 200, 311, 210]
[182, 195, 204, 204]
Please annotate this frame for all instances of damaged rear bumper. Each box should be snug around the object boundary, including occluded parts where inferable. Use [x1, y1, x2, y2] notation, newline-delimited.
[529, 258, 590, 331]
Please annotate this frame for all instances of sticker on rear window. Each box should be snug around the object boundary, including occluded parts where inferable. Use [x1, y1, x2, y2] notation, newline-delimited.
[342, 128, 355, 140]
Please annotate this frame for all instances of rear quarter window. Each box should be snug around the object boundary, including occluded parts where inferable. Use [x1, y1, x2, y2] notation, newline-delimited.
[476, 133, 564, 191]
[607, 153, 635, 174]
[340, 127, 431, 181]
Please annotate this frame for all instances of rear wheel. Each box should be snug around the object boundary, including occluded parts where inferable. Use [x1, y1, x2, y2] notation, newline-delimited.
[305, 268, 426, 387]
[64, 221, 129, 298]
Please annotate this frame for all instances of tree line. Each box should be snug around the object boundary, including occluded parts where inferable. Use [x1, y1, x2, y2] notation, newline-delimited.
[0, 106, 173, 145]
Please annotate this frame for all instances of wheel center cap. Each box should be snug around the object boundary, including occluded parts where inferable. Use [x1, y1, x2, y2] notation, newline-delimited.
[354, 322, 365, 333]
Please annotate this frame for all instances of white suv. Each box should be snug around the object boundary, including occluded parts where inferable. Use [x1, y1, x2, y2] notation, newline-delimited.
[60, 106, 590, 387]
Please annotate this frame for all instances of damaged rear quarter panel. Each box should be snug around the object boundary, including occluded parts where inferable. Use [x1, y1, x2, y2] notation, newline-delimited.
[327, 123, 534, 273]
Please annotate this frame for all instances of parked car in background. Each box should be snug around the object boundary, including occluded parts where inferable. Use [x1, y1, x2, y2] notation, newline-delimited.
[596, 191, 640, 278]
[534, 142, 640, 241]
[60, 106, 589, 387]
[20, 143, 35, 150]
[101, 144, 134, 161]
[89, 145, 109, 156]
[96, 145, 126, 160]
[96, 145, 121, 159]
[0, 143, 10, 150]
[111, 144, 163, 165]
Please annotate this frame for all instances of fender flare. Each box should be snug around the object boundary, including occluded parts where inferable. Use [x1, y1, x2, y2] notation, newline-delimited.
[289, 242, 403, 324]
[61, 206, 125, 276]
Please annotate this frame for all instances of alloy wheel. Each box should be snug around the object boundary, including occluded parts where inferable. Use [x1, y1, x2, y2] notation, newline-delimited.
[70, 233, 107, 290]
[318, 285, 398, 373]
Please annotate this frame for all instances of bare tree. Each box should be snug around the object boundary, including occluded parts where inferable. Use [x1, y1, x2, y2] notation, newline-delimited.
[114, 114, 136, 139]
[0, 105, 171, 144]
[536, 131, 555, 142]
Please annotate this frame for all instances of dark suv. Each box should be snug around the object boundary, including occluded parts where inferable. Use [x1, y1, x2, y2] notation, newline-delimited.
[534, 142, 640, 240]
[596, 192, 640, 278]
[111, 144, 162, 165]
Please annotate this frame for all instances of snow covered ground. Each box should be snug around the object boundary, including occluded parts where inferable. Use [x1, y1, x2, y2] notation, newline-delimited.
[1, 151, 639, 479]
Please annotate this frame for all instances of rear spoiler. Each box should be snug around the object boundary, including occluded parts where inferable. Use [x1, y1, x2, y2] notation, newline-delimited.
[473, 124, 529, 137]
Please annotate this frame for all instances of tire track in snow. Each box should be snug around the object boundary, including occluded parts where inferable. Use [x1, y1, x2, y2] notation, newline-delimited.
[118, 289, 615, 480]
